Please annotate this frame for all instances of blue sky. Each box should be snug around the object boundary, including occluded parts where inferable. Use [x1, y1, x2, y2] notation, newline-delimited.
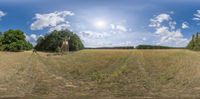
[0, 0, 200, 47]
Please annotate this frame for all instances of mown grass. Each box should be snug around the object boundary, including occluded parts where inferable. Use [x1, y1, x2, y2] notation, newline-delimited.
[1, 49, 200, 98]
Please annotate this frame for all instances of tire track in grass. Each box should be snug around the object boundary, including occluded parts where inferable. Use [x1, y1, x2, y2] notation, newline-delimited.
[133, 50, 155, 97]
[91, 50, 135, 98]
[108, 50, 152, 87]
[177, 51, 200, 95]
[31, 54, 78, 96]
[109, 51, 133, 78]
[0, 53, 38, 98]
[105, 50, 154, 98]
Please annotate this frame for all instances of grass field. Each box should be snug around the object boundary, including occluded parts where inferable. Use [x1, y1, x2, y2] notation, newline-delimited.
[0, 49, 200, 98]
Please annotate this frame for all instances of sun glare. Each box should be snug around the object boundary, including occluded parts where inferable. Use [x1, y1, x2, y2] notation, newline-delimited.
[94, 20, 107, 29]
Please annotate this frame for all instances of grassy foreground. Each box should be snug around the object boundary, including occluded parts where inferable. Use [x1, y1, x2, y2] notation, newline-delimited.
[0, 49, 200, 98]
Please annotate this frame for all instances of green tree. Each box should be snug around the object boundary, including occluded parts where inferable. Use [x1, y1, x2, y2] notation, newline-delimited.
[0, 29, 33, 52]
[35, 30, 84, 52]
[0, 32, 3, 50]
[2, 29, 26, 44]
[187, 34, 195, 50]
[69, 34, 84, 51]
[187, 33, 200, 51]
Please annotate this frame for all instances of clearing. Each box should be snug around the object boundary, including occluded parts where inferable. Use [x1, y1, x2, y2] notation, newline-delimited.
[0, 49, 200, 98]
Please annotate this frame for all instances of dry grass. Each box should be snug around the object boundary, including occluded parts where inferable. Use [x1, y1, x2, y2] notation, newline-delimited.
[0, 49, 200, 98]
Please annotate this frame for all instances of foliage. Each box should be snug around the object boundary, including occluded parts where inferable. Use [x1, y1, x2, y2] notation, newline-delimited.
[35, 30, 84, 52]
[136, 45, 179, 49]
[187, 33, 200, 51]
[0, 29, 33, 52]
[86, 46, 134, 49]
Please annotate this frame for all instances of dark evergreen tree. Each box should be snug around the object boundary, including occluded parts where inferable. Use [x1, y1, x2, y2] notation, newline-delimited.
[187, 33, 200, 51]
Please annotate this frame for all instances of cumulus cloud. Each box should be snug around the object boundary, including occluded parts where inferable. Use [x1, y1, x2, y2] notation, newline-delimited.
[154, 26, 188, 46]
[149, 13, 171, 28]
[182, 22, 189, 29]
[149, 13, 188, 47]
[30, 11, 74, 31]
[78, 22, 134, 47]
[73, 20, 135, 47]
[78, 31, 110, 47]
[0, 10, 6, 20]
[49, 22, 71, 32]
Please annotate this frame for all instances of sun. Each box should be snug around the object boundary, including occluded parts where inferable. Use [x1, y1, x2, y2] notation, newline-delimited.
[94, 20, 107, 29]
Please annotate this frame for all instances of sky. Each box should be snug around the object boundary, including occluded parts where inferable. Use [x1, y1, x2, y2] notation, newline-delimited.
[0, 0, 200, 47]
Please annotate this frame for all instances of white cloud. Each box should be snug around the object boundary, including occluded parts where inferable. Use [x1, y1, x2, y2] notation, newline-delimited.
[155, 26, 188, 46]
[118, 41, 134, 46]
[78, 29, 134, 47]
[110, 24, 127, 32]
[79, 30, 110, 39]
[169, 21, 176, 30]
[30, 11, 74, 31]
[26, 34, 43, 45]
[193, 10, 200, 21]
[30, 12, 134, 47]
[149, 13, 171, 28]
[0, 10, 6, 20]
[76, 21, 134, 47]
[149, 13, 188, 47]
[182, 22, 189, 29]
[49, 22, 71, 32]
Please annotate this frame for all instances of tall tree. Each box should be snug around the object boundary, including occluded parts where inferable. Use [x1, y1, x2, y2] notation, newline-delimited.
[187, 33, 200, 51]
[0, 29, 33, 52]
[35, 30, 84, 52]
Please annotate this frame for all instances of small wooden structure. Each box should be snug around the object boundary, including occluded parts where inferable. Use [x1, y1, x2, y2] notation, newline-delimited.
[61, 37, 70, 54]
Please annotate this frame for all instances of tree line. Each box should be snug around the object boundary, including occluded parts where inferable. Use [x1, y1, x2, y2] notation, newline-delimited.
[86, 45, 185, 49]
[0, 29, 84, 52]
[136, 45, 185, 49]
[85, 46, 134, 49]
[187, 33, 200, 51]
[0, 29, 198, 52]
